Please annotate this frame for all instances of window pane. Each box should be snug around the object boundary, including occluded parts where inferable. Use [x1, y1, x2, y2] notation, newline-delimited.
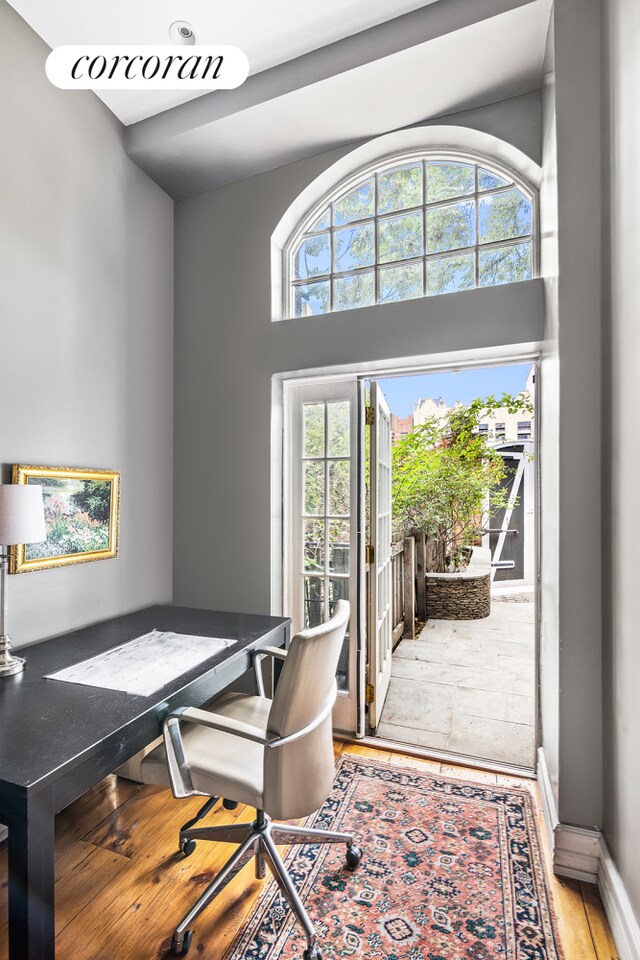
[426, 199, 475, 254]
[378, 164, 422, 214]
[294, 281, 330, 317]
[309, 206, 331, 231]
[335, 634, 349, 691]
[334, 222, 375, 272]
[303, 520, 324, 573]
[379, 211, 423, 263]
[303, 576, 324, 628]
[329, 520, 350, 574]
[303, 403, 324, 458]
[479, 241, 532, 287]
[327, 402, 350, 457]
[329, 460, 350, 516]
[427, 253, 475, 296]
[426, 162, 474, 203]
[478, 189, 531, 244]
[294, 234, 330, 279]
[379, 262, 423, 303]
[334, 178, 375, 225]
[330, 578, 350, 691]
[333, 272, 375, 311]
[303, 461, 324, 515]
[329, 576, 349, 608]
[478, 167, 511, 191]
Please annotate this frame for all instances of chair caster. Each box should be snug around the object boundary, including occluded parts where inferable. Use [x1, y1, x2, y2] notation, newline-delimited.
[171, 929, 192, 956]
[303, 947, 322, 960]
[346, 845, 362, 870]
[180, 838, 197, 857]
[222, 798, 238, 810]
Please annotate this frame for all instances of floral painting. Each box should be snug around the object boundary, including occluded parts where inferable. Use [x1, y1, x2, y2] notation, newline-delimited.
[10, 466, 120, 573]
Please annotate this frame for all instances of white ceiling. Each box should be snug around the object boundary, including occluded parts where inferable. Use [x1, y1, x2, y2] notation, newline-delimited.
[9, 0, 551, 198]
[7, 0, 438, 124]
[127, 0, 551, 199]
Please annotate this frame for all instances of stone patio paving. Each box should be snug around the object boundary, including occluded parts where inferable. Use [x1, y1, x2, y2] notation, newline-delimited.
[376, 591, 536, 767]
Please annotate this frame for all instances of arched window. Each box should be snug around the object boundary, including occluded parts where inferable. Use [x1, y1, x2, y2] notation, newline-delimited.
[284, 152, 536, 319]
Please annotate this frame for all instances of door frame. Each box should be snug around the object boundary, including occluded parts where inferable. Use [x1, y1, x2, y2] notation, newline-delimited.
[272, 344, 542, 763]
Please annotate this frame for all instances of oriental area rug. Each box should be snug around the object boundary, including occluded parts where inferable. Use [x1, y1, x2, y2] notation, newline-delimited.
[225, 755, 563, 960]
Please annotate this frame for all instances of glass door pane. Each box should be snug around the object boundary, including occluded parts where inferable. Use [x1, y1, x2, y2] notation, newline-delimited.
[301, 400, 351, 691]
[286, 379, 359, 734]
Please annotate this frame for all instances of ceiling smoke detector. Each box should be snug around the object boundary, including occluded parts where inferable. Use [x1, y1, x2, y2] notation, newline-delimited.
[169, 21, 197, 45]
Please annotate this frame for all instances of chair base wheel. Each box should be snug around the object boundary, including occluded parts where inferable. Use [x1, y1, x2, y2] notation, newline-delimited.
[171, 929, 192, 956]
[303, 948, 322, 960]
[180, 838, 197, 857]
[222, 798, 238, 810]
[346, 845, 362, 870]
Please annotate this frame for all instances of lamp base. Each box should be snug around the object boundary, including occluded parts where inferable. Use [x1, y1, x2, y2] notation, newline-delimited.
[0, 634, 25, 677]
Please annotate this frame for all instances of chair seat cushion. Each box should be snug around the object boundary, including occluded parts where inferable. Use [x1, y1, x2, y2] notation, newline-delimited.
[140, 693, 273, 810]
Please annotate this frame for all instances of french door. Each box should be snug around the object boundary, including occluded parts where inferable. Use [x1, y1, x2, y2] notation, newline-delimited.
[367, 381, 393, 731]
[284, 376, 393, 735]
[284, 377, 361, 733]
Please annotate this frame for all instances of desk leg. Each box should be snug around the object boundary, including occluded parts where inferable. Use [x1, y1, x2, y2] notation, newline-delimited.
[7, 785, 56, 960]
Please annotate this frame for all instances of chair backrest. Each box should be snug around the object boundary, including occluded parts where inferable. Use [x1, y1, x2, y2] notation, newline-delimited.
[263, 600, 350, 820]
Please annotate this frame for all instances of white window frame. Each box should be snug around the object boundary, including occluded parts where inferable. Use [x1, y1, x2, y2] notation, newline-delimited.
[282, 148, 539, 321]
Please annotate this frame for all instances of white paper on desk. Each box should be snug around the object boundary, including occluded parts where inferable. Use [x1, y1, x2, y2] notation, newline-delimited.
[45, 630, 236, 696]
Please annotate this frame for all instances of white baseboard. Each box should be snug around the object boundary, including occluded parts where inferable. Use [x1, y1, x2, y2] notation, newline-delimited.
[598, 838, 640, 960]
[554, 824, 601, 883]
[537, 746, 559, 842]
[537, 748, 640, 959]
[537, 747, 599, 881]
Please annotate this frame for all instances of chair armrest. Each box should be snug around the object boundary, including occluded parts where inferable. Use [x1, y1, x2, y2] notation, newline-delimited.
[266, 686, 335, 749]
[252, 645, 288, 697]
[162, 706, 271, 800]
[179, 706, 270, 745]
[161, 679, 335, 799]
[258, 646, 289, 661]
[180, 691, 335, 750]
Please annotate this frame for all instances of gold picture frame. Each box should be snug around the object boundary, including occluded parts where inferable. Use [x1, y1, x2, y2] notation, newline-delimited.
[10, 465, 120, 574]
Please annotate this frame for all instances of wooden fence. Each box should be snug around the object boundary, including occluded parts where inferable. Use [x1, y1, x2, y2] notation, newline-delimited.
[390, 537, 416, 647]
[389, 528, 439, 646]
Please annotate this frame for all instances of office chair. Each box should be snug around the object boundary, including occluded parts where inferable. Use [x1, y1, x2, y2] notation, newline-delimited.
[139, 600, 361, 958]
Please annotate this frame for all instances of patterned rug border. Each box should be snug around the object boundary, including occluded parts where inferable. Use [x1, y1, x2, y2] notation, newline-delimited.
[222, 752, 565, 960]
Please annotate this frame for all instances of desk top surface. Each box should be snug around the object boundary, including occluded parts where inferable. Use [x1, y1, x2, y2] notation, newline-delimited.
[0, 605, 289, 794]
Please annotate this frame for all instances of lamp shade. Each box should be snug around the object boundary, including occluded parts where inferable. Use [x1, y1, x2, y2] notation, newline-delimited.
[0, 485, 46, 546]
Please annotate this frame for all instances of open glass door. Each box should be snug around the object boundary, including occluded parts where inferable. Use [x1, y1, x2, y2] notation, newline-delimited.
[284, 377, 360, 734]
[367, 381, 393, 732]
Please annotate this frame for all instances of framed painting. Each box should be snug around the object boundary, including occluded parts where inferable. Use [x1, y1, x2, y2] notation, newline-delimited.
[10, 465, 120, 574]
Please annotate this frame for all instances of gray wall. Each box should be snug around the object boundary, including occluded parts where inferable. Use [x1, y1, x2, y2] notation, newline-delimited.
[602, 0, 640, 921]
[539, 0, 610, 839]
[173, 95, 544, 616]
[539, 0, 603, 831]
[540, 0, 603, 828]
[0, 1, 174, 645]
[538, 11, 560, 804]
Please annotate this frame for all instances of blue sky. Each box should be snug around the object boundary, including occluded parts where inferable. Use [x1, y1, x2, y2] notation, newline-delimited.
[378, 363, 533, 418]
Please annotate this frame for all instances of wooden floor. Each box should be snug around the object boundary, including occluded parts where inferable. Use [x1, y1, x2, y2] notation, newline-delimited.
[0, 742, 619, 959]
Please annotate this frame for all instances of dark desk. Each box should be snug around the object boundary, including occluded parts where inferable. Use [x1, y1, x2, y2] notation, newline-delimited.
[0, 604, 290, 960]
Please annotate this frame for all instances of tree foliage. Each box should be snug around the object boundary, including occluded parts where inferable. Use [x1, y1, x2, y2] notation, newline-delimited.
[392, 393, 533, 572]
